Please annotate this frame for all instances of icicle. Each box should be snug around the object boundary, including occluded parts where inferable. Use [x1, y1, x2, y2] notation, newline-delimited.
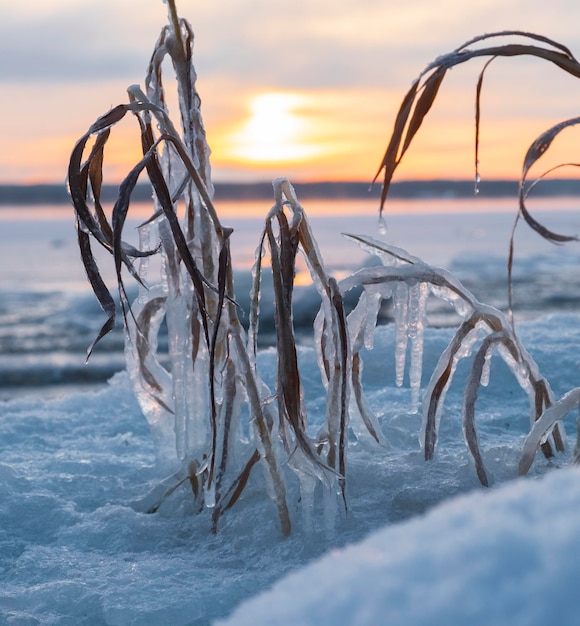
[123, 285, 176, 470]
[378, 216, 387, 235]
[322, 478, 338, 535]
[408, 282, 428, 410]
[205, 482, 216, 509]
[297, 470, 317, 533]
[474, 171, 481, 195]
[480, 347, 492, 387]
[362, 289, 384, 350]
[166, 292, 190, 460]
[407, 281, 427, 339]
[393, 281, 409, 387]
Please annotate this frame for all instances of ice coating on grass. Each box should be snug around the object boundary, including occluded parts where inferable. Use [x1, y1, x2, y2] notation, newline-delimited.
[480, 345, 492, 386]
[420, 322, 484, 452]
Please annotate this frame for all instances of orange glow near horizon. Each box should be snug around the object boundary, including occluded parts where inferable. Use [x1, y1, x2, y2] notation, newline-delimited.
[3, 82, 580, 186]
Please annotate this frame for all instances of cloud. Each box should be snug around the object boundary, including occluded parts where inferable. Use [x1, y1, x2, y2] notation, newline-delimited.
[0, 2, 164, 82]
[2, 0, 580, 183]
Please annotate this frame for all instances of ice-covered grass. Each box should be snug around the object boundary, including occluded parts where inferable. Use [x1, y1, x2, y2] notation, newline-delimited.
[40, 3, 580, 623]
[67, 1, 580, 540]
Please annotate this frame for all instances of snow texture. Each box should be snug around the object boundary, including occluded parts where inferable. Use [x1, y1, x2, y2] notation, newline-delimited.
[218, 465, 580, 626]
[2, 316, 580, 625]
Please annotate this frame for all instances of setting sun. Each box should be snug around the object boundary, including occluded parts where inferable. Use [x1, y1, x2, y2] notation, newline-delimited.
[226, 93, 324, 164]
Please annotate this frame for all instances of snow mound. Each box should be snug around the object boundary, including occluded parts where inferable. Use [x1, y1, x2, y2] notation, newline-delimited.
[218, 465, 580, 626]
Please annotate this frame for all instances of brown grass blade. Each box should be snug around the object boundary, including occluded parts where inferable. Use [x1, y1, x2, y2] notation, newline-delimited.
[474, 57, 496, 188]
[77, 225, 116, 359]
[351, 352, 382, 445]
[208, 230, 233, 490]
[424, 313, 481, 459]
[211, 358, 237, 533]
[373, 80, 420, 211]
[329, 277, 349, 502]
[462, 333, 510, 487]
[400, 67, 446, 159]
[215, 449, 260, 516]
[266, 217, 310, 449]
[518, 117, 580, 244]
[135, 296, 167, 394]
[375, 32, 580, 212]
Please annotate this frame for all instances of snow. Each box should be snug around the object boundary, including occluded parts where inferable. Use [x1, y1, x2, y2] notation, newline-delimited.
[2, 314, 580, 625]
[218, 465, 580, 626]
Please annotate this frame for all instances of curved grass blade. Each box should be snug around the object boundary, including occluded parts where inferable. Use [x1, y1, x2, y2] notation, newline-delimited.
[77, 224, 116, 360]
[208, 229, 234, 490]
[474, 57, 496, 189]
[375, 32, 580, 212]
[519, 386, 580, 475]
[518, 117, 580, 244]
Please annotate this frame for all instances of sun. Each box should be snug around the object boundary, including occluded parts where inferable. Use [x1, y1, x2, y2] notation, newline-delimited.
[228, 92, 323, 164]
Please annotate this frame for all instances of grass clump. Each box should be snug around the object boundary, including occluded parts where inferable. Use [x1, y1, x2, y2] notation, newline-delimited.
[69, 9, 580, 535]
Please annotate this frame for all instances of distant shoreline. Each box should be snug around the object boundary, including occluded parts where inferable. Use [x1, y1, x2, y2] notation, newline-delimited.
[2, 179, 580, 205]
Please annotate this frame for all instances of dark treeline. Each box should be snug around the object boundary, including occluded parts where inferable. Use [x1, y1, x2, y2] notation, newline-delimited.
[2, 179, 580, 205]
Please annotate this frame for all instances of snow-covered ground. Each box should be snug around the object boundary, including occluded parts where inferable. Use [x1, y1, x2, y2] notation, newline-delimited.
[2, 315, 580, 625]
[2, 198, 580, 624]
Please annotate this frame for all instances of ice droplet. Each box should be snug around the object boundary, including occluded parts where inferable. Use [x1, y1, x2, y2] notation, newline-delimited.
[474, 172, 481, 195]
[378, 216, 387, 236]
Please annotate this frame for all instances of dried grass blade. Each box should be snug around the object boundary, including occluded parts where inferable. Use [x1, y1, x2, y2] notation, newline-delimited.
[373, 80, 420, 210]
[142, 132, 211, 345]
[519, 386, 580, 475]
[216, 449, 260, 515]
[518, 117, 580, 243]
[77, 225, 116, 359]
[376, 33, 580, 213]
[266, 218, 308, 446]
[455, 30, 577, 58]
[423, 314, 479, 458]
[400, 67, 446, 158]
[211, 357, 237, 533]
[475, 58, 496, 186]
[111, 150, 159, 330]
[208, 230, 233, 490]
[351, 352, 382, 444]
[533, 378, 566, 457]
[136, 296, 167, 393]
[329, 277, 349, 502]
[68, 133, 111, 249]
[87, 129, 113, 241]
[462, 334, 508, 487]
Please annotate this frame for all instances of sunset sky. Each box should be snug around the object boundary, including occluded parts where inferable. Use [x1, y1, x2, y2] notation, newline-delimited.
[2, 0, 580, 185]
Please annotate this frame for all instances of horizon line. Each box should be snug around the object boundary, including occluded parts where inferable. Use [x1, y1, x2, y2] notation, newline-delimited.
[2, 178, 580, 205]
